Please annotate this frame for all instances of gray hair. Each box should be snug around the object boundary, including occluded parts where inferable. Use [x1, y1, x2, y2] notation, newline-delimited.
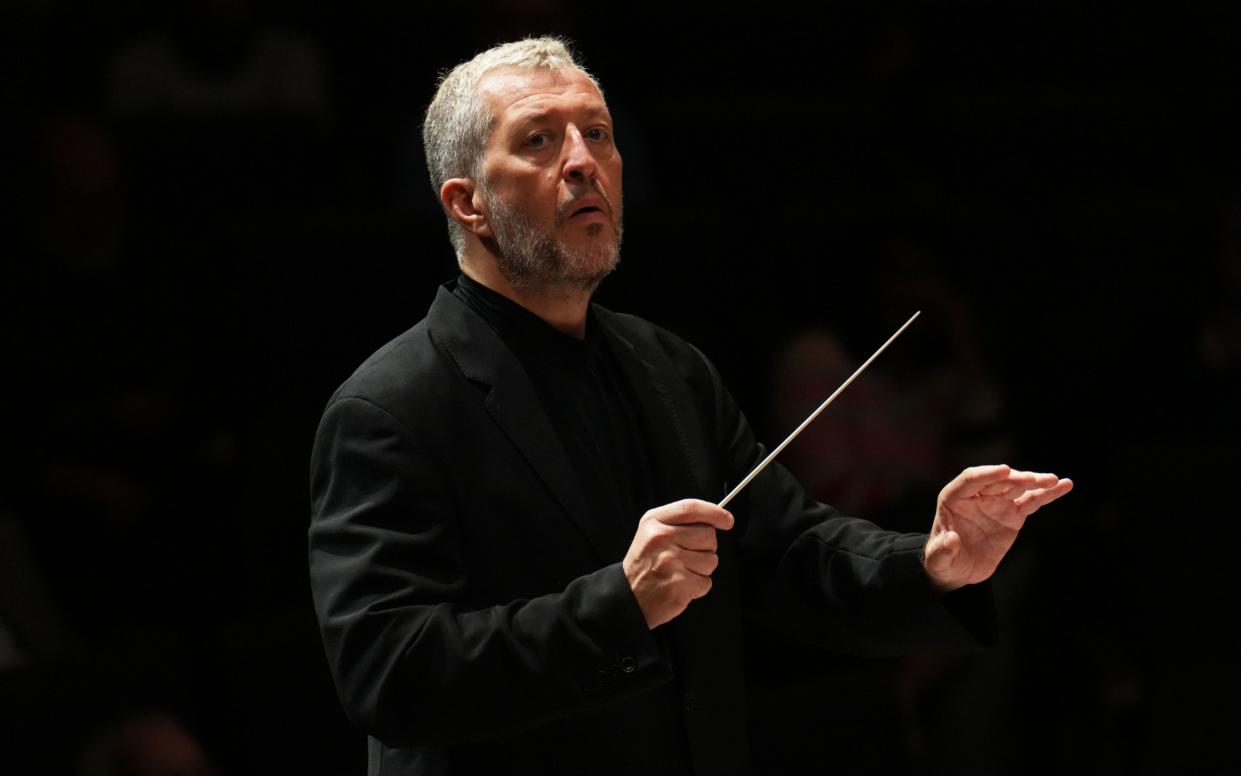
[421, 36, 603, 258]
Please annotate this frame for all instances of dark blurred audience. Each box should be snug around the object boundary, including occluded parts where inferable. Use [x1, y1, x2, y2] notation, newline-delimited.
[751, 240, 1023, 775]
[107, 0, 326, 118]
[2, 3, 1236, 774]
[769, 239, 1011, 527]
[78, 713, 217, 776]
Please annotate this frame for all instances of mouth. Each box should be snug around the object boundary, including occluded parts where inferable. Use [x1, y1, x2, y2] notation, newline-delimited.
[564, 196, 609, 221]
[571, 206, 605, 218]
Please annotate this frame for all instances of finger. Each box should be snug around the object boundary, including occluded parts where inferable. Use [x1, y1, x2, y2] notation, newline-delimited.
[976, 469, 1061, 497]
[681, 549, 720, 576]
[943, 464, 1012, 499]
[978, 481, 1014, 496]
[652, 499, 734, 530]
[1014, 478, 1074, 516]
[673, 524, 718, 552]
[1012, 477, 1073, 505]
[979, 475, 1055, 498]
[687, 571, 714, 600]
[924, 530, 960, 574]
[1007, 470, 1061, 489]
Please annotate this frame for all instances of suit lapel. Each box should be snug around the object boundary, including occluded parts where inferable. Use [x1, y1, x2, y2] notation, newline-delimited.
[429, 287, 744, 771]
[594, 309, 713, 504]
[426, 286, 618, 563]
[595, 309, 749, 774]
[595, 309, 749, 775]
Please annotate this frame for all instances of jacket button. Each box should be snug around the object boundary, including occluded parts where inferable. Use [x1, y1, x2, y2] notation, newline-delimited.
[620, 657, 636, 673]
[682, 692, 695, 711]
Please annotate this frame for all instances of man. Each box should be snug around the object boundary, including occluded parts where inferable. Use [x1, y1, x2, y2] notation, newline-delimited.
[308, 37, 1072, 775]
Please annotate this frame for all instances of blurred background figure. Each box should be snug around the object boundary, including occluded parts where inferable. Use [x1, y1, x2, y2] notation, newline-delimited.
[79, 713, 218, 776]
[768, 238, 1012, 528]
[107, 0, 326, 118]
[751, 239, 1023, 775]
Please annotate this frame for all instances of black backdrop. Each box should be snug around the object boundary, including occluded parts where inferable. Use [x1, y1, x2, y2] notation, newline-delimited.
[2, 2, 1237, 774]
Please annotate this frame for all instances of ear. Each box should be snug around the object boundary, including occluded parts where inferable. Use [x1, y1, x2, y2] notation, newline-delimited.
[440, 178, 493, 239]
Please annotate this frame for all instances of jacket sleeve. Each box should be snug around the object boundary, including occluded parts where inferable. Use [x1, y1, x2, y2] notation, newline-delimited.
[307, 395, 671, 748]
[688, 346, 995, 655]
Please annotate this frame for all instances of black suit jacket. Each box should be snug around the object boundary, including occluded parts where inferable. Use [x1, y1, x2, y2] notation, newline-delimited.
[308, 283, 990, 776]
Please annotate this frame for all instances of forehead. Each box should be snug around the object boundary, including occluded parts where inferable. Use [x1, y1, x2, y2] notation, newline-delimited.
[479, 67, 608, 131]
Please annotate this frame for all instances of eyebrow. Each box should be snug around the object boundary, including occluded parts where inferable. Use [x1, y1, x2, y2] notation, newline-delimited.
[509, 104, 612, 131]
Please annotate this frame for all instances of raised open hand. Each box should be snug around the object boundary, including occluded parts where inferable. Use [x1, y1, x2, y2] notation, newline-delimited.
[924, 464, 1073, 591]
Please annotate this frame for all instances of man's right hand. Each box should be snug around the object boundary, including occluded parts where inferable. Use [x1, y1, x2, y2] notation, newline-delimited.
[622, 499, 734, 629]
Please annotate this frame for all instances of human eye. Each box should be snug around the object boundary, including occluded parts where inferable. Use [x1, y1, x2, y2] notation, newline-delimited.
[585, 126, 611, 143]
[526, 131, 552, 149]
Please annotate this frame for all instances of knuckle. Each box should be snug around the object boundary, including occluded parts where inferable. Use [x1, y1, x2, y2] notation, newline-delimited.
[655, 548, 678, 569]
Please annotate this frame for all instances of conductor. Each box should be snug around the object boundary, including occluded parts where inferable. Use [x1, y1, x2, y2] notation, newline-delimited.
[308, 36, 1073, 776]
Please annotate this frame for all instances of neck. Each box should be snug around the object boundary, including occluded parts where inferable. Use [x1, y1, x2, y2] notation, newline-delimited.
[460, 261, 592, 339]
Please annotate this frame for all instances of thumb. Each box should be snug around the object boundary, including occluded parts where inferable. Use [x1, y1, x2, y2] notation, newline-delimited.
[924, 530, 960, 574]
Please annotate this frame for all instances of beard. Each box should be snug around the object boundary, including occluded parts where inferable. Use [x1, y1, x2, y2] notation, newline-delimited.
[483, 188, 623, 296]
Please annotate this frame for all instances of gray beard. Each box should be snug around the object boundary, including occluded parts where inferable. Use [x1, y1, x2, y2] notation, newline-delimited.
[485, 193, 623, 296]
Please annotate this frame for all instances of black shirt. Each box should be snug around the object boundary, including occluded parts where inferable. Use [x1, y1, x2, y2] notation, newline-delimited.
[452, 274, 659, 557]
[451, 274, 693, 772]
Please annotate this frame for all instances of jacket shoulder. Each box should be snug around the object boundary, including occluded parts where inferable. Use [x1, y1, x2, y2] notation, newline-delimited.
[334, 320, 431, 395]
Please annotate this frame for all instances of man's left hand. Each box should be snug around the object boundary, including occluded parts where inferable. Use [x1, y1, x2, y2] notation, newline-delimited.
[923, 464, 1073, 591]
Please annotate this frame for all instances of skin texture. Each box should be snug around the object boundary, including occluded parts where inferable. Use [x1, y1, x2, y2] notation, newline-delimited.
[439, 66, 622, 338]
[436, 65, 1074, 628]
[621, 499, 734, 629]
[924, 465, 1074, 591]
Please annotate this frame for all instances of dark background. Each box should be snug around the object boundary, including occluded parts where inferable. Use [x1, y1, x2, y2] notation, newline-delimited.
[2, 1, 1238, 774]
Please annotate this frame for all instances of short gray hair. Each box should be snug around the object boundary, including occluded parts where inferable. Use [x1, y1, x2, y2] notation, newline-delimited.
[421, 37, 603, 258]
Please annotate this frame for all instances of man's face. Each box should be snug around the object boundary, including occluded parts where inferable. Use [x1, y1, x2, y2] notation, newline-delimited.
[475, 66, 623, 294]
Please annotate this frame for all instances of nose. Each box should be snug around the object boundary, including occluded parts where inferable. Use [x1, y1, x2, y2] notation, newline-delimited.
[561, 126, 597, 184]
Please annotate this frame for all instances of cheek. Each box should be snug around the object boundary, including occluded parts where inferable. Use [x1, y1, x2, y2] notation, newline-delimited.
[605, 156, 623, 193]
